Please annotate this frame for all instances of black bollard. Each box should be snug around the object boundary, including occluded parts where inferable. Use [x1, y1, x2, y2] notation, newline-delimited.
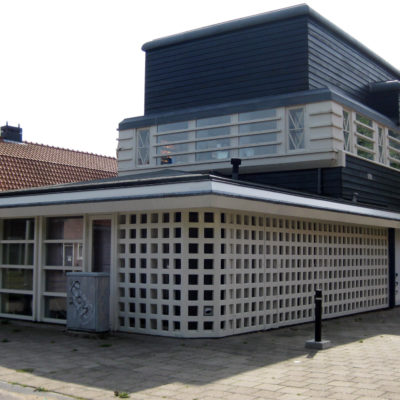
[305, 289, 330, 349]
[315, 289, 322, 342]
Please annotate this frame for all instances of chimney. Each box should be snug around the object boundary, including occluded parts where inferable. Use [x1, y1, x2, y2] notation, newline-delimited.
[231, 158, 241, 180]
[0, 123, 23, 143]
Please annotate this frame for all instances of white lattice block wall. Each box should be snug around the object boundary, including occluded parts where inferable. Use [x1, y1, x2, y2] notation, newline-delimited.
[116, 209, 388, 338]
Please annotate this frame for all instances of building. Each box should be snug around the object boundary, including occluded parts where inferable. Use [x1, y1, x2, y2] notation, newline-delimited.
[1, 5, 400, 338]
[0, 124, 117, 191]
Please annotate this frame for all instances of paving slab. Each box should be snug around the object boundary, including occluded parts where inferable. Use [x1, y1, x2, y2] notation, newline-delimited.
[0, 308, 400, 399]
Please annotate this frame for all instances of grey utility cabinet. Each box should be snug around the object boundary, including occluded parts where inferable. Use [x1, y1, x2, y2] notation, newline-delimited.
[66, 272, 110, 332]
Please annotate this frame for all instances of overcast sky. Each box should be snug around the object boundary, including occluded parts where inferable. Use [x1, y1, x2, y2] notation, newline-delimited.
[1, 0, 399, 157]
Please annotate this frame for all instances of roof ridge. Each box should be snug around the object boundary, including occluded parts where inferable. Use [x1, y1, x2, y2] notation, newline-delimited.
[21, 140, 116, 159]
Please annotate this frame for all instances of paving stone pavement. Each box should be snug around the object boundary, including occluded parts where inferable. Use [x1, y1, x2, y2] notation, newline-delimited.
[0, 308, 400, 400]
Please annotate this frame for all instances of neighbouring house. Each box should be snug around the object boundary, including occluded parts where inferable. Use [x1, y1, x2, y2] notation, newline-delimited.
[1, 4, 400, 338]
[0, 124, 117, 191]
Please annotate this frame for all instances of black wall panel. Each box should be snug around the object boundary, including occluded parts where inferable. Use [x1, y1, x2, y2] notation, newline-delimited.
[342, 155, 400, 210]
[307, 18, 399, 113]
[236, 155, 400, 211]
[144, 16, 309, 114]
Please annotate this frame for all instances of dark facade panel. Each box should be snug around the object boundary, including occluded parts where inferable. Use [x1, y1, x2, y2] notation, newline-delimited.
[235, 155, 400, 211]
[368, 91, 400, 125]
[342, 156, 400, 210]
[308, 18, 399, 111]
[239, 169, 320, 195]
[144, 16, 309, 114]
[238, 167, 343, 199]
[321, 168, 342, 198]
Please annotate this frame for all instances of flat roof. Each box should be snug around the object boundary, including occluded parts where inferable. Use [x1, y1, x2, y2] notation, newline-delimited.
[1, 171, 400, 226]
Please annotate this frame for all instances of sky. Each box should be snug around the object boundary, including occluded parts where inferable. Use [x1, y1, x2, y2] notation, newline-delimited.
[0, 0, 399, 157]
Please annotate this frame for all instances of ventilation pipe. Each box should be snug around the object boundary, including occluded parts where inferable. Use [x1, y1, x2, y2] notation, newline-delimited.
[231, 158, 241, 180]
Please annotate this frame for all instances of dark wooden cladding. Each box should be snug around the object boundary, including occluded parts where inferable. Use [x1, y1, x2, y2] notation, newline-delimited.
[307, 18, 398, 108]
[342, 156, 400, 210]
[240, 169, 322, 195]
[144, 16, 309, 114]
[143, 12, 400, 120]
[238, 155, 400, 211]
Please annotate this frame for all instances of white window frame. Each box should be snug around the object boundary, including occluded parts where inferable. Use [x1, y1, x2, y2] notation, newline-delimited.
[287, 107, 306, 151]
[136, 128, 151, 166]
[342, 109, 352, 152]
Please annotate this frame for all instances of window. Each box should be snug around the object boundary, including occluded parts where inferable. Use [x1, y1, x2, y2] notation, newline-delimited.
[239, 145, 278, 158]
[239, 121, 277, 133]
[196, 138, 232, 151]
[43, 216, 84, 321]
[196, 115, 231, 128]
[343, 110, 351, 151]
[0, 218, 35, 318]
[137, 129, 150, 165]
[388, 130, 400, 169]
[157, 121, 188, 133]
[378, 127, 385, 163]
[288, 108, 305, 150]
[239, 109, 276, 122]
[355, 114, 374, 161]
[195, 150, 231, 162]
[196, 126, 231, 139]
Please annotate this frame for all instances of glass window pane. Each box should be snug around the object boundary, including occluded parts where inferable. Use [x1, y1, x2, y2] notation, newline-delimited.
[156, 143, 189, 155]
[157, 121, 188, 133]
[137, 129, 150, 165]
[157, 154, 191, 165]
[196, 126, 231, 139]
[157, 131, 191, 143]
[138, 129, 149, 146]
[389, 139, 400, 150]
[239, 145, 279, 158]
[45, 270, 67, 292]
[357, 136, 374, 150]
[357, 149, 374, 160]
[389, 130, 400, 140]
[389, 148, 400, 160]
[239, 133, 277, 145]
[0, 293, 32, 316]
[46, 217, 83, 240]
[195, 150, 231, 162]
[3, 219, 34, 240]
[1, 244, 34, 266]
[356, 114, 372, 127]
[1, 268, 33, 290]
[239, 121, 277, 134]
[196, 115, 231, 128]
[239, 109, 276, 122]
[196, 138, 231, 151]
[356, 124, 373, 138]
[44, 296, 66, 320]
[288, 108, 305, 150]
[390, 160, 400, 169]
[45, 243, 82, 267]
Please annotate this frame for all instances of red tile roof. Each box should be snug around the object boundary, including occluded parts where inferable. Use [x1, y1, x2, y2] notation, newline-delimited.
[0, 139, 118, 191]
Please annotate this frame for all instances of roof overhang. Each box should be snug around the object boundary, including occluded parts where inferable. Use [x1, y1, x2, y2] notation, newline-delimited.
[0, 176, 400, 228]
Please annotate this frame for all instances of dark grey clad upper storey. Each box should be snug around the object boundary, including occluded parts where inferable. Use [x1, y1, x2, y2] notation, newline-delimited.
[239, 155, 400, 211]
[142, 4, 400, 123]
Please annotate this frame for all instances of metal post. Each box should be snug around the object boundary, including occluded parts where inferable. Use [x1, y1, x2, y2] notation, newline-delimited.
[315, 289, 322, 342]
[305, 289, 330, 349]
